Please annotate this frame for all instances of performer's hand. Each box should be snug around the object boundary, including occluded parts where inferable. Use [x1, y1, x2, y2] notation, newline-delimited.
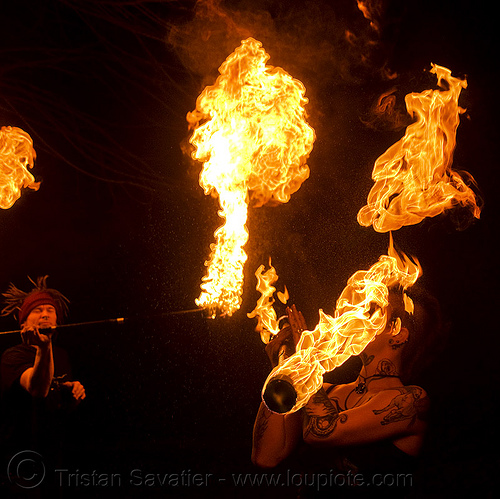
[20, 326, 52, 349]
[286, 304, 307, 346]
[265, 325, 294, 368]
[265, 305, 307, 369]
[62, 381, 86, 402]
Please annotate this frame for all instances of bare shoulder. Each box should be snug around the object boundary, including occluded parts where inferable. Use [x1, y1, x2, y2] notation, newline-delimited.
[323, 381, 357, 396]
[322, 381, 353, 401]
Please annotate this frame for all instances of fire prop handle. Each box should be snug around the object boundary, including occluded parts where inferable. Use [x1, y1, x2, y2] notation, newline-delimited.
[0, 308, 205, 336]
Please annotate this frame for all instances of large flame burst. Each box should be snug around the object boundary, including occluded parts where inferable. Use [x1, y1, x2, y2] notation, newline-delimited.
[358, 64, 481, 232]
[263, 236, 421, 413]
[0, 126, 39, 209]
[187, 38, 315, 316]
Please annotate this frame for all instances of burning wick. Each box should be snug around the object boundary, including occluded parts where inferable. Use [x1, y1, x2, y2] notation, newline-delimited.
[262, 234, 421, 414]
[0, 126, 39, 209]
[187, 38, 315, 317]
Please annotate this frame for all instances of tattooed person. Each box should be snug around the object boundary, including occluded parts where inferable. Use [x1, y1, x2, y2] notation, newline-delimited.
[252, 287, 443, 496]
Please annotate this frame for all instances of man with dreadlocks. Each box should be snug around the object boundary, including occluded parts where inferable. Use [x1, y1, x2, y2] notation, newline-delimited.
[0, 276, 85, 464]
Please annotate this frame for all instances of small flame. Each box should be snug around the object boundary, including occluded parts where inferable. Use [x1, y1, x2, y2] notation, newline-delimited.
[188, 38, 315, 316]
[247, 259, 288, 344]
[262, 235, 421, 413]
[403, 292, 414, 315]
[358, 64, 481, 232]
[356, 0, 381, 32]
[277, 286, 289, 305]
[0, 126, 39, 209]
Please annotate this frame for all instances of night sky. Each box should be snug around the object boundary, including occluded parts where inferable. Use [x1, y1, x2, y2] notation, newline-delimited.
[0, 1, 498, 496]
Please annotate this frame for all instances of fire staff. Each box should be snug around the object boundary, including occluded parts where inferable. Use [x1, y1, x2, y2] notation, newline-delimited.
[252, 287, 443, 496]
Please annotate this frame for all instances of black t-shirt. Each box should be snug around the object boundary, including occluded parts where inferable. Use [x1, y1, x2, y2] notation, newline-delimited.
[0, 344, 73, 453]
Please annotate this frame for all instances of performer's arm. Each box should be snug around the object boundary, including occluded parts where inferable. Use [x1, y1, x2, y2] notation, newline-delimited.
[252, 402, 303, 468]
[19, 328, 54, 398]
[252, 305, 307, 468]
[303, 385, 429, 447]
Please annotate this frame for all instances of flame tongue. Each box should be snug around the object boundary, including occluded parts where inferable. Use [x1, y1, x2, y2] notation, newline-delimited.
[262, 236, 420, 413]
[188, 38, 315, 316]
[358, 64, 481, 232]
[0, 126, 39, 209]
[247, 260, 288, 344]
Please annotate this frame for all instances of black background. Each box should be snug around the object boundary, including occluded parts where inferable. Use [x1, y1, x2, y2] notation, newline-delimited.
[0, 1, 498, 496]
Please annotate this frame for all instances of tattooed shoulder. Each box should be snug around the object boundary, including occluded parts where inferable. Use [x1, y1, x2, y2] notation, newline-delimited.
[303, 389, 347, 439]
[372, 386, 430, 426]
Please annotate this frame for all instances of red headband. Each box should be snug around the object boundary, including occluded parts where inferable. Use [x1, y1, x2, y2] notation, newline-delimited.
[18, 291, 61, 325]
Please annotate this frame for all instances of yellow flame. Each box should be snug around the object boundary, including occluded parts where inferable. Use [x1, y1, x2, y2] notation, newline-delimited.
[248, 259, 288, 344]
[0, 126, 39, 209]
[358, 64, 481, 232]
[403, 292, 414, 315]
[277, 286, 289, 305]
[262, 235, 421, 413]
[188, 38, 315, 316]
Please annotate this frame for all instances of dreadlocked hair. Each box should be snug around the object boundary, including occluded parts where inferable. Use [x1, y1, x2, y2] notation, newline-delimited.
[1, 276, 69, 322]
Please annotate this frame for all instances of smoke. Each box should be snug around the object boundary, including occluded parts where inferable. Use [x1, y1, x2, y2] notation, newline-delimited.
[166, 0, 415, 140]
[168, 0, 257, 81]
[361, 86, 412, 131]
[0, 0, 415, 196]
[167, 0, 405, 90]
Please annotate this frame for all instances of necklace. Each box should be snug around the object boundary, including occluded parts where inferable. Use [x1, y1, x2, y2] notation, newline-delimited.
[354, 373, 400, 394]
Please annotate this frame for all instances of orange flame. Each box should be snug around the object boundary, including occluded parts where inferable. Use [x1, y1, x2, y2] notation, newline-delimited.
[247, 259, 288, 344]
[358, 64, 481, 232]
[187, 38, 315, 316]
[356, 0, 382, 32]
[262, 235, 421, 413]
[0, 126, 39, 209]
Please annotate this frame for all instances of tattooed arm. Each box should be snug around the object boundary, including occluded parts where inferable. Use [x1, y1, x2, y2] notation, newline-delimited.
[303, 385, 429, 448]
[251, 401, 303, 468]
[303, 387, 347, 441]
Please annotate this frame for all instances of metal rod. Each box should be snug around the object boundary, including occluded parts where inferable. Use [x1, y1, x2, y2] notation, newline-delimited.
[0, 307, 205, 336]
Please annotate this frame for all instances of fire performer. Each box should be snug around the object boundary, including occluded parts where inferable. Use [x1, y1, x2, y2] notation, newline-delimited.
[252, 287, 442, 495]
[0, 276, 85, 461]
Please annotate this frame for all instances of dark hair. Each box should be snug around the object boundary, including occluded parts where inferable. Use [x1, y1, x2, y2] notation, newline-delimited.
[389, 284, 444, 385]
